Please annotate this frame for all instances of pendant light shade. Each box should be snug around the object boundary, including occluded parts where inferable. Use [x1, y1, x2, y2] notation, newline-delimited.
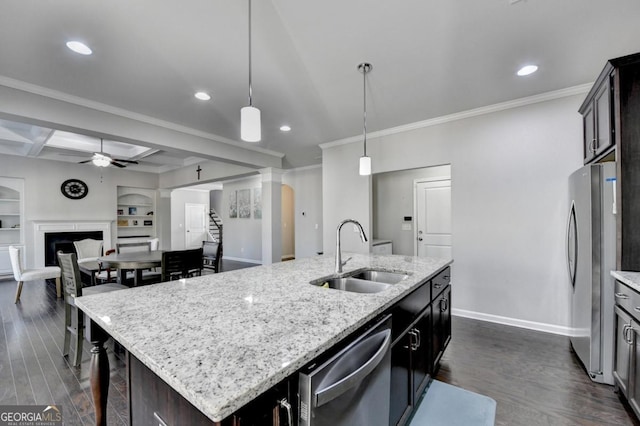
[359, 155, 371, 176]
[241, 0, 261, 142]
[241, 105, 261, 142]
[358, 62, 372, 176]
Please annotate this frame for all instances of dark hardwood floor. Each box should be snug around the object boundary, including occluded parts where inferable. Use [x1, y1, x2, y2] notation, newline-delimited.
[1, 269, 638, 425]
[436, 316, 640, 426]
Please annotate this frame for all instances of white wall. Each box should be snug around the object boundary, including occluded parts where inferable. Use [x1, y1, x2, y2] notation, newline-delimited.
[283, 166, 323, 259]
[170, 189, 210, 250]
[322, 93, 584, 333]
[373, 165, 451, 256]
[222, 176, 263, 262]
[0, 154, 158, 267]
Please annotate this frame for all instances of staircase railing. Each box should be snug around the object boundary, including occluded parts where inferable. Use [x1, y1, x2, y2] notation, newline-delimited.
[208, 208, 223, 245]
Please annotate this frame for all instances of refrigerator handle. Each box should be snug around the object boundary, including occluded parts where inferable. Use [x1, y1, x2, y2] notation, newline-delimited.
[566, 201, 577, 288]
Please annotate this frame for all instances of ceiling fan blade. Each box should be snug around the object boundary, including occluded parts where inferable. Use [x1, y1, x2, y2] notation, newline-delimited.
[112, 158, 139, 164]
[110, 161, 126, 168]
[78, 159, 93, 164]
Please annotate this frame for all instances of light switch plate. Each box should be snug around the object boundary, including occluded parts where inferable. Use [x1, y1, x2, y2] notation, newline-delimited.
[402, 223, 412, 231]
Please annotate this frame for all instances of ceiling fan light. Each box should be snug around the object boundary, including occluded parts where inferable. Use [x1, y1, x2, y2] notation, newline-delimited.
[359, 155, 371, 176]
[241, 105, 261, 142]
[92, 154, 110, 167]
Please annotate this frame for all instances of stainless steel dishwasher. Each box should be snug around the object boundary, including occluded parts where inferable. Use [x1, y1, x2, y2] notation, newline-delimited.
[298, 314, 392, 426]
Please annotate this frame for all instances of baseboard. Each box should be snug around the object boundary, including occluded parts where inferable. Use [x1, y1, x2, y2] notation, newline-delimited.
[452, 308, 573, 336]
[281, 254, 295, 261]
[222, 256, 262, 265]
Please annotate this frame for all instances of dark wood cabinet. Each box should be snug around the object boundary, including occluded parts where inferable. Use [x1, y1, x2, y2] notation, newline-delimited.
[613, 279, 640, 420]
[432, 285, 451, 370]
[579, 52, 640, 271]
[580, 73, 614, 164]
[389, 267, 450, 426]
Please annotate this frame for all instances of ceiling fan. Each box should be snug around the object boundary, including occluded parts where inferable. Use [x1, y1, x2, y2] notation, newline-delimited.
[78, 139, 139, 168]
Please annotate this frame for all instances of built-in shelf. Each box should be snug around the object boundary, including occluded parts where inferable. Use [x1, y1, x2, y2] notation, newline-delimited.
[0, 178, 24, 276]
[117, 186, 157, 243]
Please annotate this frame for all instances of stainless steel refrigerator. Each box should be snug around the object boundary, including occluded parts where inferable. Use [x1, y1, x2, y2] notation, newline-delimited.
[567, 162, 616, 385]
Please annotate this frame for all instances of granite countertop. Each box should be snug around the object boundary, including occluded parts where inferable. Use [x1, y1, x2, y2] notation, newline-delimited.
[611, 270, 640, 293]
[75, 253, 452, 422]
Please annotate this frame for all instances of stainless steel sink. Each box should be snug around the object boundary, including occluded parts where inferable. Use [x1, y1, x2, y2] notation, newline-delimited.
[348, 269, 409, 284]
[310, 269, 410, 294]
[312, 277, 392, 294]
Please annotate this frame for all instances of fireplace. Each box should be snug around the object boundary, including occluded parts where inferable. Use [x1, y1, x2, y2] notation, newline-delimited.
[33, 221, 112, 268]
[45, 231, 104, 266]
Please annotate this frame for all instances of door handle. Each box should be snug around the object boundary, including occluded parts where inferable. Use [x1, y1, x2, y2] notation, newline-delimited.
[418, 237, 423, 241]
[314, 328, 391, 407]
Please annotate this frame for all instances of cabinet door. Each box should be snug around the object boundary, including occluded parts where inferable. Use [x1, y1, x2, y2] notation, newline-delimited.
[583, 102, 596, 163]
[433, 286, 452, 369]
[594, 77, 613, 156]
[390, 333, 412, 426]
[614, 305, 633, 397]
[411, 307, 432, 400]
[631, 321, 640, 415]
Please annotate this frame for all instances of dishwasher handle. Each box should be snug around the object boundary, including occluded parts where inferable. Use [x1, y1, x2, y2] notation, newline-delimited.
[314, 328, 391, 408]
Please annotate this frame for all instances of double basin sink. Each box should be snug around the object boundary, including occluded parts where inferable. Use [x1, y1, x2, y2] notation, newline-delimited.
[310, 269, 411, 294]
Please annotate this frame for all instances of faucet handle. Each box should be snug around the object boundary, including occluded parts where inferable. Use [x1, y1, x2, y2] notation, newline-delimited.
[341, 256, 352, 267]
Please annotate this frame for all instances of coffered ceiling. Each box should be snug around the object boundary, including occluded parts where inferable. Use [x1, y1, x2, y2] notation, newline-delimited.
[1, 0, 639, 172]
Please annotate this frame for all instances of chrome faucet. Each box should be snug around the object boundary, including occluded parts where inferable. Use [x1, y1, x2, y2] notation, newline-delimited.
[335, 219, 368, 274]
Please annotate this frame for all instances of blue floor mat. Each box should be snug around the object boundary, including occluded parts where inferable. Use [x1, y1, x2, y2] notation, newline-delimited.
[408, 380, 496, 426]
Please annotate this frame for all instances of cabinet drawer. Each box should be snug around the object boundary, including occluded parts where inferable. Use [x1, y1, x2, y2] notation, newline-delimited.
[391, 281, 430, 340]
[431, 267, 451, 299]
[615, 281, 640, 319]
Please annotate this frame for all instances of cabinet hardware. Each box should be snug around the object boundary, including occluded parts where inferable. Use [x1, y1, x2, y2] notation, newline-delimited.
[615, 292, 630, 299]
[635, 307, 640, 313]
[278, 398, 293, 426]
[153, 412, 168, 426]
[434, 283, 443, 289]
[409, 330, 419, 351]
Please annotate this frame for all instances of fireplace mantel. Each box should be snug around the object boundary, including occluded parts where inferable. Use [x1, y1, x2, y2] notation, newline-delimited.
[34, 220, 113, 268]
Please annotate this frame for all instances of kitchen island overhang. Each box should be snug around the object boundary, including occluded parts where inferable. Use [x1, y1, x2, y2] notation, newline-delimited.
[76, 253, 452, 424]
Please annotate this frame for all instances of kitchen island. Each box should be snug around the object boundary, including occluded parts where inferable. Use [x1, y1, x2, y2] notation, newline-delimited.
[75, 253, 452, 425]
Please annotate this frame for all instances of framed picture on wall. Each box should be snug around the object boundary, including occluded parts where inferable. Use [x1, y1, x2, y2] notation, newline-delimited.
[238, 189, 250, 218]
[253, 188, 262, 219]
[229, 191, 237, 218]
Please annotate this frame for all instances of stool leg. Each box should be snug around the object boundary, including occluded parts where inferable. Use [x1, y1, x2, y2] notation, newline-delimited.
[63, 303, 71, 357]
[73, 307, 84, 367]
[14, 281, 24, 303]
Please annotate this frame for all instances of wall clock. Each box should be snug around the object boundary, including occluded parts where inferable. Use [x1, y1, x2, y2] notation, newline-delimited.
[61, 179, 89, 200]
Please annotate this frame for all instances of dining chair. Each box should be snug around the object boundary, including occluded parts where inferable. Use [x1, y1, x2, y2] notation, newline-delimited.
[185, 247, 204, 277]
[148, 237, 160, 251]
[73, 238, 103, 285]
[116, 241, 151, 254]
[73, 238, 103, 262]
[95, 249, 118, 284]
[202, 241, 222, 273]
[161, 250, 187, 282]
[9, 245, 62, 303]
[57, 251, 127, 367]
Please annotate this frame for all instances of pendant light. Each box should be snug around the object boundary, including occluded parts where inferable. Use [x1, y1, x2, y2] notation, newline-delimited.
[241, 0, 261, 142]
[358, 63, 372, 176]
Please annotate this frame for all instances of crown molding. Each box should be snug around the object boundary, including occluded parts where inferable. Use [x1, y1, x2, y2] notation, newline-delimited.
[320, 83, 593, 149]
[0, 75, 285, 159]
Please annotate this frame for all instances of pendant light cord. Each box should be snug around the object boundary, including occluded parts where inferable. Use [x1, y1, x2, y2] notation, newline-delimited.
[248, 0, 253, 107]
[362, 65, 367, 156]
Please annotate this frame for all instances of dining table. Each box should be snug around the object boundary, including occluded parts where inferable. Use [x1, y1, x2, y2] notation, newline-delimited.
[97, 250, 163, 286]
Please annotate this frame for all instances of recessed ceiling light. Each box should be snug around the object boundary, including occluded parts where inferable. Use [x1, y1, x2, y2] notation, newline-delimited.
[280, 125, 291, 132]
[517, 65, 538, 76]
[66, 41, 92, 55]
[194, 92, 211, 101]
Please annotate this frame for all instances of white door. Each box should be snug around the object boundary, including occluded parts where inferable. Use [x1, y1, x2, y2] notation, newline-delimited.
[185, 203, 207, 249]
[415, 179, 452, 258]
